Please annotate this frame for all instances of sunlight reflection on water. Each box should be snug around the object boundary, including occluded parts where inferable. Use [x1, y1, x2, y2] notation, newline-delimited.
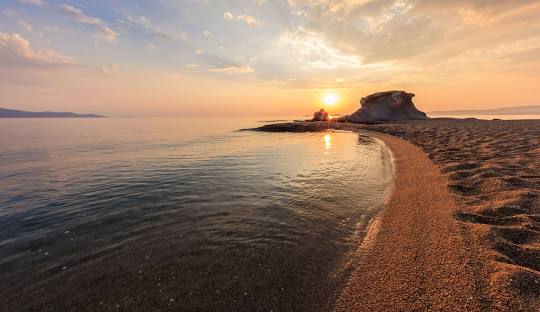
[324, 133, 332, 151]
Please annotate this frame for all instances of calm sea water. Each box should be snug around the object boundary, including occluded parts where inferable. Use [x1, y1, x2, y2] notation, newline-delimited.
[0, 118, 392, 312]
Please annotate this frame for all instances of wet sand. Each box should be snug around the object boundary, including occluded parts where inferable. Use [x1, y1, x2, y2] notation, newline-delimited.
[254, 119, 540, 311]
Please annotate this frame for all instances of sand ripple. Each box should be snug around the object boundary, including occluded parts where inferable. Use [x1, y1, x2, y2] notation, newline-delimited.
[366, 119, 540, 310]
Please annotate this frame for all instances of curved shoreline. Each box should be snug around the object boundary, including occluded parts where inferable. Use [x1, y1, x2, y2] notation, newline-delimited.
[333, 131, 492, 311]
[252, 120, 540, 310]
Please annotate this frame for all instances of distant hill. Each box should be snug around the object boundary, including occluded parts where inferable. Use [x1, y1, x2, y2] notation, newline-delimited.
[0, 108, 105, 118]
[430, 105, 540, 115]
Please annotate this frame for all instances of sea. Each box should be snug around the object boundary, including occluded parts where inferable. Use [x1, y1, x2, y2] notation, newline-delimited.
[0, 117, 393, 311]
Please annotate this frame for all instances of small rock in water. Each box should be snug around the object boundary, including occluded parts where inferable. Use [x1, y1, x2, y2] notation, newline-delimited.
[312, 109, 329, 121]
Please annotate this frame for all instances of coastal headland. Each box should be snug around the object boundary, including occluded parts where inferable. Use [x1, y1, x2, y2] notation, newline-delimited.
[251, 118, 540, 311]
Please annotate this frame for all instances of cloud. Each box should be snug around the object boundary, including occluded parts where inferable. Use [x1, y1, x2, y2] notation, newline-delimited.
[276, 28, 363, 70]
[120, 15, 177, 41]
[1, 9, 17, 17]
[0, 32, 75, 67]
[59, 4, 118, 42]
[97, 63, 119, 74]
[289, 0, 540, 67]
[224, 12, 234, 21]
[223, 12, 260, 26]
[203, 30, 211, 37]
[208, 64, 255, 74]
[17, 20, 33, 33]
[180, 64, 255, 74]
[236, 15, 259, 25]
[19, 0, 46, 6]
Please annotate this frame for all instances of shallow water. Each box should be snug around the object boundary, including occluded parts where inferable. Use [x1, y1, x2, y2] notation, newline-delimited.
[0, 118, 392, 311]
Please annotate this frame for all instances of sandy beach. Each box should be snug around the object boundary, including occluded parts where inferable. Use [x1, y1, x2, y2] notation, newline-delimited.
[255, 119, 540, 311]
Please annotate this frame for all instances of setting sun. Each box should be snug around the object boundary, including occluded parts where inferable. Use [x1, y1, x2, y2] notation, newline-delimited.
[323, 93, 338, 106]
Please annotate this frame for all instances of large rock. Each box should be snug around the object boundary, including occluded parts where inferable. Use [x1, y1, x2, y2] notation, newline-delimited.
[346, 91, 428, 123]
[312, 109, 329, 121]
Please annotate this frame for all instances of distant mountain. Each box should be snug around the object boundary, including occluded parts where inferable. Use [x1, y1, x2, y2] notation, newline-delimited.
[430, 105, 540, 115]
[0, 108, 105, 118]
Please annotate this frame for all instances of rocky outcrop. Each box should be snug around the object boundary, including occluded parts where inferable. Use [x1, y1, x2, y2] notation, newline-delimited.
[346, 91, 428, 123]
[312, 109, 329, 121]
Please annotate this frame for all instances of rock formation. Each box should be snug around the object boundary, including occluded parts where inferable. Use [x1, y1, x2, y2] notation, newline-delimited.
[346, 91, 428, 123]
[312, 109, 329, 121]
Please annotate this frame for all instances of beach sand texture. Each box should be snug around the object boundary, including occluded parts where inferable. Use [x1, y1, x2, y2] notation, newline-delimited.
[255, 119, 540, 311]
[364, 119, 540, 311]
[333, 131, 490, 311]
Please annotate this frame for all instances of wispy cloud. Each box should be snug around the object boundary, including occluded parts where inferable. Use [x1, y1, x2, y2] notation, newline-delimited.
[59, 4, 118, 42]
[223, 11, 260, 26]
[223, 11, 234, 21]
[208, 64, 254, 74]
[0, 32, 75, 67]
[19, 0, 46, 6]
[97, 63, 119, 74]
[180, 64, 255, 74]
[16, 20, 34, 33]
[277, 28, 363, 70]
[2, 8, 17, 17]
[119, 15, 178, 41]
[236, 15, 259, 26]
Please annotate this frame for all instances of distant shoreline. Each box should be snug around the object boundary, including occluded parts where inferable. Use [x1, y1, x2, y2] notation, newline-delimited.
[430, 104, 540, 115]
[0, 108, 105, 118]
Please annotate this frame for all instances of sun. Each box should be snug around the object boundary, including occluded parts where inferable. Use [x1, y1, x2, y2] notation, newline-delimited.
[323, 93, 338, 106]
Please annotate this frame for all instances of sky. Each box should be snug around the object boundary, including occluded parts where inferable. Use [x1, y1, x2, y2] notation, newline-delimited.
[1, 0, 539, 117]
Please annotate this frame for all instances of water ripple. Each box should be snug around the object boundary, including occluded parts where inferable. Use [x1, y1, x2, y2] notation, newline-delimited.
[0, 118, 392, 312]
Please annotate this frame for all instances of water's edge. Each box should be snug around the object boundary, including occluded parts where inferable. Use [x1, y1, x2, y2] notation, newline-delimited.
[326, 132, 396, 310]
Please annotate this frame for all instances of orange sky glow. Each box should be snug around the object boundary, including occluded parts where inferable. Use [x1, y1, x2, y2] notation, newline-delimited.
[1, 0, 539, 117]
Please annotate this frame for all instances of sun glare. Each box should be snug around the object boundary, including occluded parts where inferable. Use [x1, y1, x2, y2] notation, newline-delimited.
[323, 93, 338, 106]
[324, 133, 332, 150]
